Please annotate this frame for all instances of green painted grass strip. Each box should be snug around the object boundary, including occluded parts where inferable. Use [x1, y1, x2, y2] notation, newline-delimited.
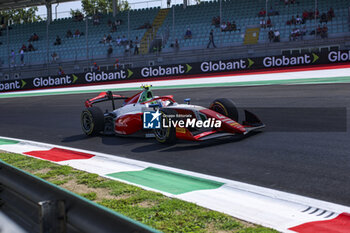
[0, 138, 19, 145]
[107, 167, 224, 195]
[1, 76, 350, 99]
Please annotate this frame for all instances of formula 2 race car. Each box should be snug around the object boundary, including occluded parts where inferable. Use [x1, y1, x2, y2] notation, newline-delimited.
[81, 85, 265, 144]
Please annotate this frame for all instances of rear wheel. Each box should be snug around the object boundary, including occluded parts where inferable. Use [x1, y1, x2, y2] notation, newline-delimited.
[81, 107, 105, 136]
[209, 98, 239, 122]
[154, 109, 177, 144]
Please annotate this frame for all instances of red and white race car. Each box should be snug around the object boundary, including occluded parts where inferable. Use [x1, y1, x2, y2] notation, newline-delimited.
[81, 85, 264, 144]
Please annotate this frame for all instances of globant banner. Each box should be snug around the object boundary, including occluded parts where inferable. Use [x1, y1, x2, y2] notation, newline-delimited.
[1, 49, 350, 92]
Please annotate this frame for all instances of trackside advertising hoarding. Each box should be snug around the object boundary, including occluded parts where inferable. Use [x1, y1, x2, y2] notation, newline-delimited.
[1, 50, 350, 92]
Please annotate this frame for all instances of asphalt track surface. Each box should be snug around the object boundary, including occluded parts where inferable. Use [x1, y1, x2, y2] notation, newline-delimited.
[0, 84, 349, 206]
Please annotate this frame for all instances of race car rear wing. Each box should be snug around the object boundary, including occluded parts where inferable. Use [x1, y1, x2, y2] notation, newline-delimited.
[85, 91, 128, 110]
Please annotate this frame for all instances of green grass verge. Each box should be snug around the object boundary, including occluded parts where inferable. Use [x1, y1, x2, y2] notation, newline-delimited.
[0, 152, 278, 233]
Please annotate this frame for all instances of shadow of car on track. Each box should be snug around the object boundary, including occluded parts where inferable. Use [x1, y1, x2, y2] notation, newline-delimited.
[61, 131, 262, 153]
[131, 132, 262, 153]
[61, 134, 91, 143]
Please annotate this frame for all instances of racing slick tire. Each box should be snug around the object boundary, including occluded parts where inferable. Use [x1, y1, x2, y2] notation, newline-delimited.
[154, 109, 177, 144]
[209, 98, 239, 122]
[81, 107, 105, 136]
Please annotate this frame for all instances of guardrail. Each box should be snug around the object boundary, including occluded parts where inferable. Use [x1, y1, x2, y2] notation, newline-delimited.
[0, 160, 160, 233]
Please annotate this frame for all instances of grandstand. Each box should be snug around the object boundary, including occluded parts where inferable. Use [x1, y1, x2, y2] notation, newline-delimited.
[160, 0, 349, 49]
[0, 0, 349, 79]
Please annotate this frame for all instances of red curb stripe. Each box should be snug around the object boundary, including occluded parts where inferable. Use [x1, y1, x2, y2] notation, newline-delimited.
[24, 147, 95, 162]
[289, 212, 350, 233]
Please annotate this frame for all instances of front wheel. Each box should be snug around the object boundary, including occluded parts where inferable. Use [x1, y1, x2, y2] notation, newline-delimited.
[209, 98, 239, 122]
[153, 109, 177, 144]
[81, 107, 105, 136]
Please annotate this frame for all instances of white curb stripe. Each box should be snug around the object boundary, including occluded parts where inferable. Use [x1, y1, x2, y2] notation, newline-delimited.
[1, 136, 350, 233]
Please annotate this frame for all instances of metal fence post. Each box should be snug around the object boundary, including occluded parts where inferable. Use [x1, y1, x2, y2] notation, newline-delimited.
[7, 21, 9, 70]
[38, 200, 66, 233]
[86, 16, 89, 61]
[46, 19, 49, 75]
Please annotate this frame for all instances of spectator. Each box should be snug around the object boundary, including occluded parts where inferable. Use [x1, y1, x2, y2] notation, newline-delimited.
[291, 16, 296, 25]
[316, 24, 322, 35]
[54, 35, 61, 45]
[184, 28, 192, 39]
[308, 9, 314, 19]
[100, 34, 107, 44]
[28, 33, 39, 42]
[134, 36, 140, 55]
[260, 18, 266, 28]
[231, 21, 238, 31]
[124, 41, 130, 54]
[175, 39, 179, 49]
[274, 30, 280, 42]
[268, 29, 275, 42]
[51, 52, 59, 62]
[107, 45, 113, 57]
[226, 21, 232, 31]
[320, 13, 327, 23]
[74, 29, 81, 38]
[327, 7, 335, 20]
[207, 29, 216, 48]
[220, 22, 227, 31]
[258, 8, 266, 17]
[20, 49, 24, 65]
[114, 59, 120, 69]
[170, 38, 179, 52]
[115, 36, 121, 46]
[58, 67, 65, 75]
[300, 26, 307, 40]
[170, 39, 179, 50]
[212, 16, 220, 27]
[66, 29, 73, 38]
[20, 44, 27, 52]
[93, 15, 100, 25]
[115, 19, 121, 26]
[266, 17, 272, 27]
[110, 22, 117, 32]
[92, 62, 100, 71]
[268, 7, 279, 16]
[28, 43, 35, 51]
[302, 10, 309, 21]
[310, 25, 319, 35]
[296, 15, 303, 25]
[321, 24, 328, 38]
[106, 34, 112, 43]
[315, 9, 320, 18]
[289, 28, 300, 41]
[121, 35, 127, 45]
[10, 50, 15, 67]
